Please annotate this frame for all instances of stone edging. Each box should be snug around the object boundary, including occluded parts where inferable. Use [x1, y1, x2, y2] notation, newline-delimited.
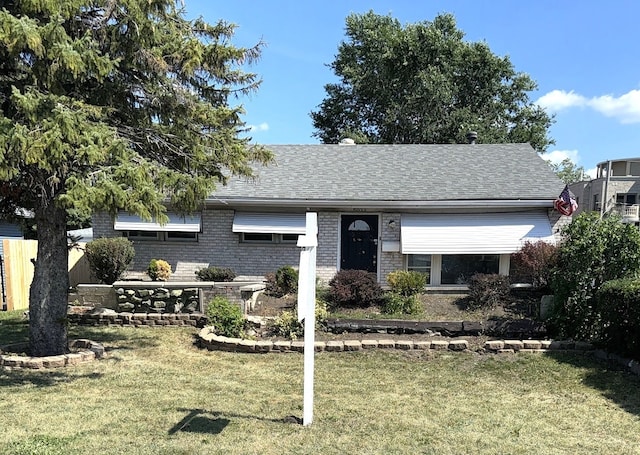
[196, 327, 640, 377]
[197, 327, 582, 354]
[0, 339, 106, 370]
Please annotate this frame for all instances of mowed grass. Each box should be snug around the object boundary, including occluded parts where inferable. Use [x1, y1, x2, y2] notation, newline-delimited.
[1, 311, 640, 455]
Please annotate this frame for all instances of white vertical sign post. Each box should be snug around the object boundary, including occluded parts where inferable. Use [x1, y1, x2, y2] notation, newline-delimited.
[297, 212, 317, 426]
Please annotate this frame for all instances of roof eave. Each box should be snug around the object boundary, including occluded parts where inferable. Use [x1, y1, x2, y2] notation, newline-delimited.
[205, 198, 555, 210]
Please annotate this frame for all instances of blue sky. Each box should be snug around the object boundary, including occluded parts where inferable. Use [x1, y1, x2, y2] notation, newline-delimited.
[185, 0, 640, 177]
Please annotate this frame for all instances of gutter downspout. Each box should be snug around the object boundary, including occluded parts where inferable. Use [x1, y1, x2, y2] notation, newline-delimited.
[601, 160, 611, 218]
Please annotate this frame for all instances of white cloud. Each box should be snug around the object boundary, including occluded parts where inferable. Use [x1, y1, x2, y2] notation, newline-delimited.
[248, 122, 269, 132]
[588, 90, 640, 124]
[541, 149, 580, 165]
[536, 90, 586, 112]
[536, 89, 640, 123]
[584, 167, 597, 179]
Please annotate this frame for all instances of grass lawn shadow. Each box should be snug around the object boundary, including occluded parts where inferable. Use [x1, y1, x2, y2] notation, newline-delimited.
[169, 408, 299, 435]
[0, 370, 104, 388]
[547, 351, 640, 417]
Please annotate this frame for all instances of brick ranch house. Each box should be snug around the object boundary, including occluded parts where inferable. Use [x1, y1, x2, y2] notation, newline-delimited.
[92, 143, 568, 288]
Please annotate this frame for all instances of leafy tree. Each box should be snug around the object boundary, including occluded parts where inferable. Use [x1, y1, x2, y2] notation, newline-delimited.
[0, 0, 271, 356]
[546, 158, 586, 184]
[550, 212, 640, 340]
[311, 12, 554, 152]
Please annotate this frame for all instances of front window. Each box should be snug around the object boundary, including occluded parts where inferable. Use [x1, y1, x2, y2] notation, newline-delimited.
[616, 193, 637, 205]
[407, 254, 431, 277]
[441, 254, 499, 285]
[240, 233, 299, 244]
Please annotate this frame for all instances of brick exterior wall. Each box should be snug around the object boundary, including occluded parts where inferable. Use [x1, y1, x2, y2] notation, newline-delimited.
[93, 208, 561, 287]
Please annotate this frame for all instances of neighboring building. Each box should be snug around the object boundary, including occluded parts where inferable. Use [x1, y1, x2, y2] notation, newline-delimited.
[570, 158, 640, 223]
[93, 143, 567, 288]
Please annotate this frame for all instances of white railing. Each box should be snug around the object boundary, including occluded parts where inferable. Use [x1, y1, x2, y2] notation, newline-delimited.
[610, 204, 640, 222]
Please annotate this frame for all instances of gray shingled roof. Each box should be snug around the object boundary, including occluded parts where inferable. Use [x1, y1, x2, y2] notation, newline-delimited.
[209, 143, 564, 204]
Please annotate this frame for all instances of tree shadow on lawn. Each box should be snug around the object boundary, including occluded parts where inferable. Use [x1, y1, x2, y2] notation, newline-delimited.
[168, 408, 298, 435]
[547, 351, 640, 418]
[69, 326, 161, 349]
[0, 369, 104, 388]
[0, 317, 29, 345]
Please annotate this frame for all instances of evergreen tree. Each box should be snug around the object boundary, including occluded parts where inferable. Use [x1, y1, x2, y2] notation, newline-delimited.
[311, 12, 554, 151]
[0, 0, 271, 356]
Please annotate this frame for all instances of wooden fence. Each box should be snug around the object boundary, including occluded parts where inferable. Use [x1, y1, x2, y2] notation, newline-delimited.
[1, 239, 94, 311]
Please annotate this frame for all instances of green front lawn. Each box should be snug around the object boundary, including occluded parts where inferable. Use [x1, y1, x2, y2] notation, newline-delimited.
[1, 310, 639, 454]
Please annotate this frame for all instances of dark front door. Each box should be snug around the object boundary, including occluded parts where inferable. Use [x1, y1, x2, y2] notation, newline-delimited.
[340, 215, 378, 272]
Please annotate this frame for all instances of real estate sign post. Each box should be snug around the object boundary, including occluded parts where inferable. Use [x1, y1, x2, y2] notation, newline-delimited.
[297, 212, 318, 426]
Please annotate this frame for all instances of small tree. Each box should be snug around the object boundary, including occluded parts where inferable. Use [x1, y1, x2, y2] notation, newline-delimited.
[510, 240, 558, 289]
[85, 237, 135, 285]
[550, 212, 640, 340]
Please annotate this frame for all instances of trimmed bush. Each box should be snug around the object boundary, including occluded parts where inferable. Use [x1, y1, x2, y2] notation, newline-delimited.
[276, 265, 299, 295]
[381, 292, 423, 315]
[147, 259, 172, 281]
[467, 273, 510, 309]
[328, 269, 383, 308]
[264, 266, 299, 297]
[205, 296, 244, 338]
[386, 270, 427, 297]
[195, 266, 237, 282]
[596, 278, 640, 358]
[85, 237, 135, 284]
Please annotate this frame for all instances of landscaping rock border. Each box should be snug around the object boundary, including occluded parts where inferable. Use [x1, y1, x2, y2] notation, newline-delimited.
[0, 339, 106, 370]
[197, 326, 579, 355]
[67, 312, 206, 327]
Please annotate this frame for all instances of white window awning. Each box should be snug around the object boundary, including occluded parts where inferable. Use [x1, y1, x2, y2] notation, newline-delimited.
[400, 212, 555, 255]
[232, 212, 306, 234]
[114, 212, 202, 232]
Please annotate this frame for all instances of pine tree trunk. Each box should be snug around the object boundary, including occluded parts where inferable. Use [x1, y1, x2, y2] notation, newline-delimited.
[28, 203, 69, 357]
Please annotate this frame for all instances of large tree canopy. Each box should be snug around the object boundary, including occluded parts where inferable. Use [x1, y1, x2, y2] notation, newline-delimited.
[546, 158, 586, 184]
[311, 12, 554, 151]
[0, 0, 271, 356]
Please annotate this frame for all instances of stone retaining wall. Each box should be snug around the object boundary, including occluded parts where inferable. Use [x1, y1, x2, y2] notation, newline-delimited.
[67, 312, 206, 327]
[69, 281, 265, 314]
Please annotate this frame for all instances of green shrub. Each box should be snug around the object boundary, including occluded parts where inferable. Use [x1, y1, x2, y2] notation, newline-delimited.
[596, 278, 640, 357]
[467, 273, 510, 309]
[271, 311, 303, 339]
[264, 272, 279, 295]
[550, 213, 640, 340]
[381, 292, 423, 315]
[328, 269, 383, 308]
[386, 270, 427, 297]
[510, 240, 558, 289]
[85, 237, 135, 284]
[270, 298, 329, 339]
[276, 265, 299, 295]
[195, 266, 237, 282]
[205, 296, 244, 338]
[147, 259, 172, 281]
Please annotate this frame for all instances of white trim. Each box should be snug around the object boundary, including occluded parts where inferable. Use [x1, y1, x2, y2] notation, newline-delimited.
[114, 212, 201, 232]
[232, 212, 306, 234]
[400, 212, 554, 255]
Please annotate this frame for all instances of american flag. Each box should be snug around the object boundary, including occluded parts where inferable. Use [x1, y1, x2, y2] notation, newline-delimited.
[554, 185, 578, 216]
